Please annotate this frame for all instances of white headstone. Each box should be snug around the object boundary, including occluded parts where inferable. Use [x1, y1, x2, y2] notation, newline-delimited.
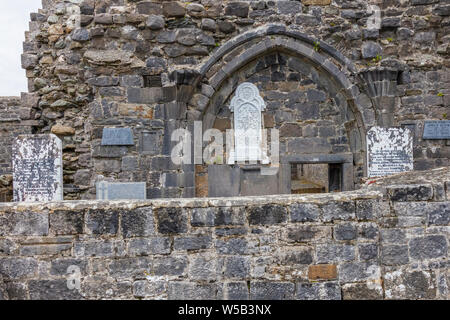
[367, 127, 413, 178]
[228, 82, 269, 164]
[12, 134, 63, 202]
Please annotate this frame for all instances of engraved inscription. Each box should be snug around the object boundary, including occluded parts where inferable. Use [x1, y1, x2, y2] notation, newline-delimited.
[367, 127, 413, 178]
[12, 134, 63, 202]
[228, 82, 268, 163]
[423, 121, 450, 139]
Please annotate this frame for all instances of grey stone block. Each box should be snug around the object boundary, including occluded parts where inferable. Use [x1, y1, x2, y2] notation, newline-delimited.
[191, 207, 216, 227]
[409, 235, 448, 260]
[222, 256, 251, 279]
[289, 203, 320, 222]
[188, 255, 218, 281]
[339, 262, 380, 283]
[216, 238, 248, 255]
[128, 237, 170, 256]
[121, 207, 155, 238]
[388, 185, 433, 201]
[153, 256, 187, 276]
[358, 243, 378, 261]
[50, 258, 88, 276]
[174, 235, 212, 251]
[133, 280, 165, 298]
[74, 240, 114, 257]
[28, 279, 83, 300]
[50, 210, 83, 235]
[155, 207, 187, 234]
[250, 281, 295, 300]
[316, 244, 356, 263]
[334, 223, 357, 241]
[248, 204, 287, 225]
[168, 282, 217, 300]
[0, 211, 48, 236]
[322, 201, 356, 222]
[296, 282, 341, 300]
[381, 245, 409, 265]
[109, 257, 152, 278]
[86, 209, 119, 235]
[0, 257, 38, 280]
[219, 282, 249, 300]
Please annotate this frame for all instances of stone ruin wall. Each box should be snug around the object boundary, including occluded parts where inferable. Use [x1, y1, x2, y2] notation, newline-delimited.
[0, 168, 448, 300]
[0, 0, 446, 200]
[0, 97, 37, 202]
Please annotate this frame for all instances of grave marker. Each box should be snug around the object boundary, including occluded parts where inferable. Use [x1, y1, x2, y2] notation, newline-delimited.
[12, 134, 63, 202]
[367, 127, 413, 177]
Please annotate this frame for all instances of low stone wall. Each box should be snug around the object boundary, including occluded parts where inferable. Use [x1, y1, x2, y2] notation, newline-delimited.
[0, 177, 448, 300]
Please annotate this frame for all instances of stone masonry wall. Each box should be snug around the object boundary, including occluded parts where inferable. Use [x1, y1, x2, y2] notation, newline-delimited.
[11, 0, 449, 200]
[0, 96, 37, 202]
[0, 168, 448, 300]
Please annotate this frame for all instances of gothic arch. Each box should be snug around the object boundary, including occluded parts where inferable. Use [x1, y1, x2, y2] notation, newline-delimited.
[185, 25, 376, 181]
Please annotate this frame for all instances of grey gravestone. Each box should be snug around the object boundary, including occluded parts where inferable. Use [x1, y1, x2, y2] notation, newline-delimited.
[96, 181, 146, 200]
[422, 121, 450, 139]
[367, 127, 413, 178]
[12, 134, 63, 202]
[101, 128, 134, 146]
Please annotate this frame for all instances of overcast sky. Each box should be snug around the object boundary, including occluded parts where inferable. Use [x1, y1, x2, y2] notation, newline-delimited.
[0, 1, 42, 96]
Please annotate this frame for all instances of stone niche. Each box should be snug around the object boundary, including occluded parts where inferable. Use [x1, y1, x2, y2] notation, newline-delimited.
[202, 53, 360, 197]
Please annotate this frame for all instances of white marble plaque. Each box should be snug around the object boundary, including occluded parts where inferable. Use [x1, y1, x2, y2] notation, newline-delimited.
[12, 134, 63, 202]
[367, 127, 413, 178]
[228, 82, 269, 164]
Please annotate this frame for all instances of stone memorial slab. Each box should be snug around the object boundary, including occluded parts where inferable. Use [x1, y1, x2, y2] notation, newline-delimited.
[422, 121, 450, 139]
[96, 181, 146, 200]
[367, 127, 413, 178]
[12, 134, 63, 202]
[101, 128, 134, 146]
[228, 82, 269, 164]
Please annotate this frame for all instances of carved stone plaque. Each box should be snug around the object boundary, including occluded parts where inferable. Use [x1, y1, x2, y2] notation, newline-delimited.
[12, 134, 63, 202]
[228, 82, 268, 163]
[367, 127, 413, 178]
[423, 121, 450, 139]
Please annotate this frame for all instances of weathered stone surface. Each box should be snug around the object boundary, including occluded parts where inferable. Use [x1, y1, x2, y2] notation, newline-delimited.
[121, 207, 155, 238]
[0, 211, 48, 236]
[308, 264, 337, 280]
[409, 235, 448, 260]
[248, 204, 287, 225]
[342, 283, 383, 300]
[155, 207, 187, 234]
[296, 282, 341, 300]
[29, 279, 83, 300]
[250, 282, 295, 300]
[289, 203, 320, 222]
[49, 210, 83, 235]
[388, 185, 433, 202]
[85, 209, 119, 235]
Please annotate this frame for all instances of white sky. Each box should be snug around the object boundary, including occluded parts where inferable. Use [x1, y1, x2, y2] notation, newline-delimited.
[0, 1, 42, 96]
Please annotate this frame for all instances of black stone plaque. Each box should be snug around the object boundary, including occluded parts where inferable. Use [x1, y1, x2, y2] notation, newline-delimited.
[101, 128, 134, 146]
[423, 121, 450, 139]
